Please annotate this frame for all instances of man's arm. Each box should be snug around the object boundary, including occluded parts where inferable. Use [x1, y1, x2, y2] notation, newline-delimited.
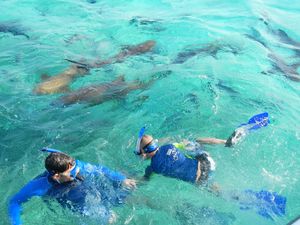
[99, 165, 137, 188]
[144, 166, 153, 180]
[8, 177, 50, 225]
[84, 161, 136, 188]
[95, 164, 127, 182]
[196, 138, 226, 145]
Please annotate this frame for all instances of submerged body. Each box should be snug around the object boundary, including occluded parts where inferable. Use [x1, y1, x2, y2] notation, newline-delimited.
[173, 42, 239, 64]
[34, 40, 156, 95]
[55, 75, 149, 106]
[34, 65, 88, 94]
[268, 53, 300, 82]
[91, 40, 156, 67]
[9, 160, 128, 225]
[0, 22, 29, 39]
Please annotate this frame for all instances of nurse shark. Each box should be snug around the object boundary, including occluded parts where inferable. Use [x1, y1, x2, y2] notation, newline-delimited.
[173, 42, 240, 64]
[53, 71, 170, 107]
[245, 28, 300, 81]
[267, 53, 300, 82]
[259, 16, 300, 57]
[0, 21, 29, 39]
[34, 40, 156, 95]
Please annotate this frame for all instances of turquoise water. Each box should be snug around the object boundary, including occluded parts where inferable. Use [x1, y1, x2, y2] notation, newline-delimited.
[1, 0, 300, 224]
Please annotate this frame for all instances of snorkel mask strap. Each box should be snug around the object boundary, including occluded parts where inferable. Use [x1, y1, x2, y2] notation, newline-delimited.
[135, 126, 146, 155]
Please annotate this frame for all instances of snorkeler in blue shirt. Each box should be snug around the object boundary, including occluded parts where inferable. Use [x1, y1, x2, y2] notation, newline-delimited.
[135, 113, 271, 184]
[136, 134, 222, 185]
[8, 148, 136, 225]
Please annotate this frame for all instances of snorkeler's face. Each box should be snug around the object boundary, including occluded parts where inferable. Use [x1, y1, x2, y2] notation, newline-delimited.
[140, 139, 158, 159]
[52, 163, 77, 183]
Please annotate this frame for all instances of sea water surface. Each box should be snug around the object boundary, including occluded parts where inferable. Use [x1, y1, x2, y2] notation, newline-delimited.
[1, 0, 300, 224]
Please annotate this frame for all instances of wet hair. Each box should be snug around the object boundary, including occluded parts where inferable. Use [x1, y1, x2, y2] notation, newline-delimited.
[45, 152, 75, 174]
[195, 153, 211, 183]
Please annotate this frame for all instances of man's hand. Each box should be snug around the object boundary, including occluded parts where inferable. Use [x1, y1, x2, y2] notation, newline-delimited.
[123, 178, 137, 189]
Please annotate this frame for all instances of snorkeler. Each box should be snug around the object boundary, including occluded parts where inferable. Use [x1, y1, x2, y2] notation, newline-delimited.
[134, 121, 287, 220]
[8, 148, 136, 225]
[135, 113, 270, 185]
[135, 133, 218, 186]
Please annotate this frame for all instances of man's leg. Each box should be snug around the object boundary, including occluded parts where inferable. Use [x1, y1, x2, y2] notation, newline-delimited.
[196, 138, 226, 145]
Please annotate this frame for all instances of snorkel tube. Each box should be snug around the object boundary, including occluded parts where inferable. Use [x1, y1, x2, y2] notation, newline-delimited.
[135, 127, 146, 155]
[41, 147, 62, 153]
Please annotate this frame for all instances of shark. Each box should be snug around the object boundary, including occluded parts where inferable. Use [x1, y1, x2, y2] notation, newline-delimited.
[173, 42, 240, 64]
[33, 65, 89, 94]
[34, 40, 156, 95]
[267, 53, 300, 82]
[0, 22, 29, 39]
[53, 71, 170, 107]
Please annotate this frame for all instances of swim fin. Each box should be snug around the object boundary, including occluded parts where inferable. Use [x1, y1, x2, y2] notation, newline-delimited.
[237, 189, 286, 220]
[225, 112, 270, 147]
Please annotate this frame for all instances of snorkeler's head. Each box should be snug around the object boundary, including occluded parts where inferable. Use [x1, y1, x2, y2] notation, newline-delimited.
[140, 135, 159, 154]
[45, 152, 75, 174]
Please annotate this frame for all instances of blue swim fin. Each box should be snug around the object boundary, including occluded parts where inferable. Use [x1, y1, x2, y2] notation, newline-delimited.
[225, 112, 270, 147]
[238, 189, 286, 220]
[242, 112, 270, 131]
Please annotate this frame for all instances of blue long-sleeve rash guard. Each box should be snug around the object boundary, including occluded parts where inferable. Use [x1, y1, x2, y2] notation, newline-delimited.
[8, 160, 126, 225]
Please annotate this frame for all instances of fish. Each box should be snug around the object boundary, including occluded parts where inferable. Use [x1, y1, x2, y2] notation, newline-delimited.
[129, 17, 165, 32]
[53, 74, 160, 107]
[244, 27, 269, 49]
[268, 53, 300, 82]
[245, 28, 300, 82]
[66, 40, 156, 68]
[33, 65, 89, 95]
[173, 43, 240, 64]
[35, 40, 156, 95]
[259, 16, 300, 56]
[216, 80, 239, 95]
[0, 22, 29, 39]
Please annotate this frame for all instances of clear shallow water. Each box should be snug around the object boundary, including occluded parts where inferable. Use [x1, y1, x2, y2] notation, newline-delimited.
[1, 0, 300, 224]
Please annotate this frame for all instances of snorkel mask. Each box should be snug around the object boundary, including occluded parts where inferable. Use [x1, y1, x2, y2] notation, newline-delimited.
[41, 147, 78, 179]
[134, 127, 159, 155]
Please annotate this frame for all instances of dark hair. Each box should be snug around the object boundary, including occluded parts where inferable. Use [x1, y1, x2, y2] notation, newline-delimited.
[45, 152, 75, 174]
[195, 153, 211, 183]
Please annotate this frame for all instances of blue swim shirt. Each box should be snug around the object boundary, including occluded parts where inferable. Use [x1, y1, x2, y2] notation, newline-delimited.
[8, 160, 126, 225]
[147, 144, 198, 183]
